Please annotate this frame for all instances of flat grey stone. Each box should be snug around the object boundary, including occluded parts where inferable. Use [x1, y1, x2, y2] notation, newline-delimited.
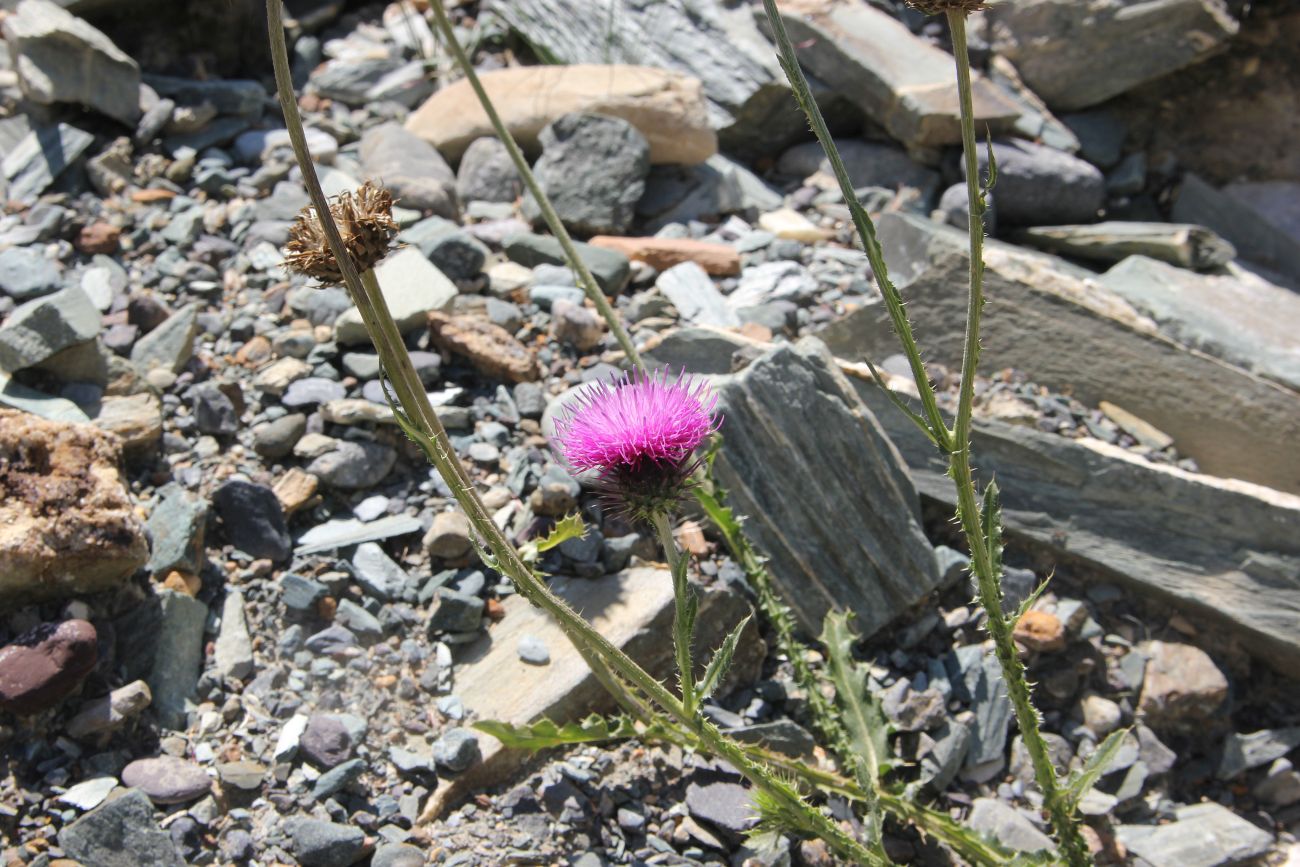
[213, 590, 255, 680]
[146, 590, 208, 730]
[504, 232, 629, 295]
[1116, 801, 1272, 867]
[121, 756, 210, 805]
[0, 286, 100, 373]
[966, 798, 1053, 854]
[285, 817, 368, 867]
[708, 337, 941, 636]
[145, 488, 207, 575]
[656, 261, 739, 328]
[359, 121, 457, 218]
[0, 246, 61, 300]
[130, 302, 198, 374]
[2, 122, 94, 203]
[1218, 727, 1300, 781]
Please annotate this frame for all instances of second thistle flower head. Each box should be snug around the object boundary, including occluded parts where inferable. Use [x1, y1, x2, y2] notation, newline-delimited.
[552, 368, 720, 522]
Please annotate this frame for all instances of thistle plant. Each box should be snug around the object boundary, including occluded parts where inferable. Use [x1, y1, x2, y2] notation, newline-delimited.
[758, 0, 1100, 862]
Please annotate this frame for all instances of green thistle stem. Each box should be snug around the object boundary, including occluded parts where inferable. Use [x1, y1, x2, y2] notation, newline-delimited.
[652, 512, 698, 715]
[946, 15, 1091, 865]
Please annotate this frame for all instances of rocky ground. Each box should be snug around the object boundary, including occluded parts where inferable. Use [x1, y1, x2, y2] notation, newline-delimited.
[1, 0, 1299, 866]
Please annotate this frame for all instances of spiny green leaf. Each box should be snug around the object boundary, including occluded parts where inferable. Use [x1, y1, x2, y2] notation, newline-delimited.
[982, 478, 1004, 581]
[821, 612, 894, 788]
[696, 615, 751, 702]
[472, 714, 640, 751]
[534, 512, 586, 554]
[1065, 727, 1132, 806]
[1015, 570, 1054, 622]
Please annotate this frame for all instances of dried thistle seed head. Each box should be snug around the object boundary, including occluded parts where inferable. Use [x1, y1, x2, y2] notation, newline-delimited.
[905, 0, 987, 15]
[284, 181, 398, 283]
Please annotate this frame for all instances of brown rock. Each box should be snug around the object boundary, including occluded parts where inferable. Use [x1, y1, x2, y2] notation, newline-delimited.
[76, 222, 121, 255]
[233, 335, 273, 367]
[1014, 610, 1066, 653]
[1138, 640, 1229, 728]
[273, 468, 319, 515]
[588, 235, 741, 276]
[550, 299, 605, 351]
[424, 510, 472, 561]
[405, 64, 716, 166]
[0, 620, 99, 714]
[428, 312, 540, 383]
[0, 410, 148, 600]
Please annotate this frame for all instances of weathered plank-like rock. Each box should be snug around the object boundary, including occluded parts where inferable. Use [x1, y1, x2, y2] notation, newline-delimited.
[0, 409, 148, 600]
[1098, 255, 1300, 391]
[777, 0, 1022, 149]
[849, 374, 1300, 673]
[418, 567, 760, 819]
[1015, 222, 1236, 271]
[709, 338, 942, 636]
[988, 0, 1238, 110]
[405, 65, 716, 166]
[821, 213, 1300, 494]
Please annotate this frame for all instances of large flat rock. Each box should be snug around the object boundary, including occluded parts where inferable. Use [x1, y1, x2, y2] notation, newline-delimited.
[419, 567, 759, 819]
[776, 0, 1022, 149]
[821, 213, 1300, 494]
[989, 0, 1238, 111]
[850, 376, 1300, 673]
[485, 0, 829, 155]
[709, 338, 942, 636]
[1097, 255, 1300, 391]
[405, 65, 716, 166]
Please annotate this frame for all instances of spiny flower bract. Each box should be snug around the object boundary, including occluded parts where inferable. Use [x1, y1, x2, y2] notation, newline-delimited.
[552, 368, 720, 521]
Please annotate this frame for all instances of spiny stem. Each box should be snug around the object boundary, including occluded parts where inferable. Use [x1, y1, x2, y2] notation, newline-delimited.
[946, 11, 1091, 865]
[424, 0, 643, 368]
[653, 512, 697, 715]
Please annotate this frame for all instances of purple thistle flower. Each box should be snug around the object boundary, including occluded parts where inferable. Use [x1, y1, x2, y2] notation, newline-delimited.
[552, 368, 721, 521]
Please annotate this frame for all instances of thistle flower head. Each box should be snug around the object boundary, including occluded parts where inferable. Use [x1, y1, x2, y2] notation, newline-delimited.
[552, 368, 721, 522]
[284, 181, 398, 283]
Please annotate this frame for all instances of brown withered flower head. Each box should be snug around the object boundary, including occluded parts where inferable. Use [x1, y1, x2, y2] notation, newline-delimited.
[904, 0, 987, 14]
[285, 181, 398, 284]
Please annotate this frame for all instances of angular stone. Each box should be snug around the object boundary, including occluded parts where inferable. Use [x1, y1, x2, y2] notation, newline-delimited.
[641, 326, 764, 376]
[1219, 728, 1300, 781]
[300, 713, 353, 770]
[1098, 255, 1300, 391]
[397, 215, 488, 281]
[0, 246, 61, 300]
[0, 619, 98, 714]
[0, 286, 100, 373]
[147, 590, 208, 730]
[145, 488, 207, 575]
[427, 312, 540, 383]
[67, 680, 152, 738]
[359, 122, 458, 218]
[823, 213, 1300, 493]
[589, 236, 740, 276]
[293, 514, 422, 555]
[130, 302, 198, 374]
[307, 440, 396, 490]
[406, 64, 715, 166]
[1116, 801, 1272, 867]
[504, 232, 630, 295]
[92, 392, 163, 456]
[3, 0, 142, 125]
[121, 756, 211, 805]
[656, 261, 739, 328]
[2, 122, 94, 203]
[0, 410, 148, 599]
[777, 138, 939, 199]
[685, 780, 757, 843]
[522, 113, 650, 236]
[708, 338, 940, 636]
[334, 247, 458, 345]
[351, 542, 408, 601]
[779, 0, 1021, 149]
[212, 480, 291, 562]
[455, 136, 521, 204]
[59, 788, 184, 867]
[417, 566, 760, 820]
[285, 817, 369, 867]
[966, 798, 1053, 854]
[989, 0, 1238, 111]
[213, 590, 255, 680]
[1138, 640, 1228, 729]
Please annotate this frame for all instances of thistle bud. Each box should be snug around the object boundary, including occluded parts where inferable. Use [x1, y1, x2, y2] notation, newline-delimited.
[284, 181, 398, 283]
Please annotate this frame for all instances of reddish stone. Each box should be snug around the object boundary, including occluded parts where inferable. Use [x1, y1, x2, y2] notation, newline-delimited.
[75, 222, 121, 255]
[588, 235, 741, 276]
[1014, 610, 1066, 653]
[0, 620, 98, 715]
